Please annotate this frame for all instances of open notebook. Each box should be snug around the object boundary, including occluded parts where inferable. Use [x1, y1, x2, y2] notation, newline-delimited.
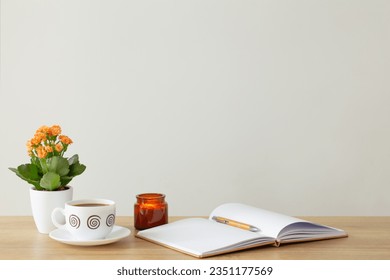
[136, 203, 348, 258]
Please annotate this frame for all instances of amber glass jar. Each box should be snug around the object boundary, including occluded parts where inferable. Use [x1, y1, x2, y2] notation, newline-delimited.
[134, 193, 168, 230]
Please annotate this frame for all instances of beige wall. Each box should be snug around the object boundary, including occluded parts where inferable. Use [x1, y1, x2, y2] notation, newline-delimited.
[1, 0, 389, 216]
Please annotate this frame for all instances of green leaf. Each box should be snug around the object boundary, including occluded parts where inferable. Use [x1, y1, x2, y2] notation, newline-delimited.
[30, 157, 42, 173]
[47, 156, 70, 176]
[16, 164, 40, 180]
[68, 154, 79, 166]
[59, 157, 86, 186]
[9, 167, 17, 173]
[40, 172, 61, 191]
[9, 165, 43, 190]
[38, 158, 48, 173]
[69, 162, 86, 177]
[60, 176, 73, 187]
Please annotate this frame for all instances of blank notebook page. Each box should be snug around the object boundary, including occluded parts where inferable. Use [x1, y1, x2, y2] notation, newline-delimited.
[137, 218, 273, 256]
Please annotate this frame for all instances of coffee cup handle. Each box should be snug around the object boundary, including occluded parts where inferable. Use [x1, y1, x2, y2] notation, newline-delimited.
[51, 207, 66, 229]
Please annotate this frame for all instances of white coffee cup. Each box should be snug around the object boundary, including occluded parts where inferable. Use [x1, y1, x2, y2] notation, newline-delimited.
[51, 199, 116, 240]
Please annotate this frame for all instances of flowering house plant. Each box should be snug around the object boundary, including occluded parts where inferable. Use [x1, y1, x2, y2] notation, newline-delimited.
[9, 125, 86, 191]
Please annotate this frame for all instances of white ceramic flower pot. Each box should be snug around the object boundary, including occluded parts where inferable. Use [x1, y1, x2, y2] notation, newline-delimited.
[30, 186, 73, 234]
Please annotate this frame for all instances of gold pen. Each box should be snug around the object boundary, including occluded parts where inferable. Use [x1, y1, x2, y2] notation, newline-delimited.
[212, 216, 260, 232]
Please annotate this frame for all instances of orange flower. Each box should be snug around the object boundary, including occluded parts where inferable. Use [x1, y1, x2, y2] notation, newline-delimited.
[55, 143, 63, 152]
[26, 140, 33, 149]
[36, 146, 47, 159]
[26, 125, 75, 158]
[45, 146, 53, 153]
[49, 125, 62, 136]
[26, 140, 33, 155]
[59, 135, 73, 145]
[30, 134, 44, 146]
[37, 125, 50, 134]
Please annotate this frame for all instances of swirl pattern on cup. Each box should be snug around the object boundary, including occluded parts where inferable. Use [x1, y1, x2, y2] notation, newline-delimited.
[69, 214, 81, 229]
[87, 215, 101, 229]
[106, 214, 115, 227]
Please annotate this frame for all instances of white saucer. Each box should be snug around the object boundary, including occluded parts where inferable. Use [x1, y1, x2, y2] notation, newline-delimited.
[49, 225, 131, 246]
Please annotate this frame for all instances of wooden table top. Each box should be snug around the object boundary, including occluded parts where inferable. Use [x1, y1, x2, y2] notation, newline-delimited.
[0, 216, 389, 260]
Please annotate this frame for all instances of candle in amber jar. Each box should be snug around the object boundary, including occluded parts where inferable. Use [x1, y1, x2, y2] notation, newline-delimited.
[134, 193, 168, 230]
